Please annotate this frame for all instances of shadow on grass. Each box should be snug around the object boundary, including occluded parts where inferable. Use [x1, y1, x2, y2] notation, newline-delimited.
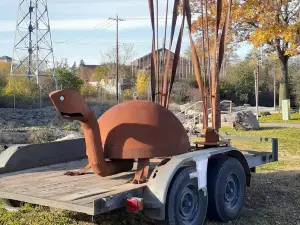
[290, 118, 300, 121]
[259, 126, 286, 131]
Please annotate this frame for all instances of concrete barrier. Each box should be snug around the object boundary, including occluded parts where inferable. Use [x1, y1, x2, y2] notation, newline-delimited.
[0, 138, 86, 174]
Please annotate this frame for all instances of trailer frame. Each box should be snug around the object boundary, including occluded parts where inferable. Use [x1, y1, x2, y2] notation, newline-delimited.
[0, 135, 278, 223]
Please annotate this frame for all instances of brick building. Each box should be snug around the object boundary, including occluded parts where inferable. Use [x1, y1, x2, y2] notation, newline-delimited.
[131, 48, 194, 80]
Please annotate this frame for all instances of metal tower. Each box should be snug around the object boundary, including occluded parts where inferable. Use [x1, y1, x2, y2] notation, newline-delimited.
[11, 0, 57, 89]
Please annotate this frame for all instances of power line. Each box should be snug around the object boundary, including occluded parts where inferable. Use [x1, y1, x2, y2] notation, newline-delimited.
[124, 17, 173, 20]
[52, 16, 185, 45]
[53, 20, 114, 45]
[54, 20, 114, 44]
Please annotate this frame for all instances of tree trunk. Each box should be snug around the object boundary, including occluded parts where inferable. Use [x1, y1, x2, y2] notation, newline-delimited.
[278, 55, 289, 110]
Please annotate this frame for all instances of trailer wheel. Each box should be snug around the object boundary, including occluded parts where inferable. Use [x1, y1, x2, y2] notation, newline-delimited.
[164, 167, 207, 225]
[207, 157, 246, 222]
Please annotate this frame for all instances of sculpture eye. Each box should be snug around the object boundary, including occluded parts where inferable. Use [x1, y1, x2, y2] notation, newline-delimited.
[60, 96, 65, 101]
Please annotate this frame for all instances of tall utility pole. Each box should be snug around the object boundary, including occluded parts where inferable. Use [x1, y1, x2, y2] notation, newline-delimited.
[156, 0, 160, 104]
[11, 0, 57, 90]
[274, 71, 276, 112]
[254, 66, 259, 120]
[109, 15, 124, 104]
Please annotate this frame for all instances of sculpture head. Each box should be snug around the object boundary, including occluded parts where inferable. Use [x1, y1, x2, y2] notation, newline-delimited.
[49, 90, 90, 122]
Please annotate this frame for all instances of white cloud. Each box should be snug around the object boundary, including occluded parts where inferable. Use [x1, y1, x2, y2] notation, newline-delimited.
[0, 39, 13, 44]
[0, 20, 15, 32]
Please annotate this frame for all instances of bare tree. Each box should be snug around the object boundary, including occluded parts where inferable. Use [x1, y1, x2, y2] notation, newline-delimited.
[100, 44, 138, 81]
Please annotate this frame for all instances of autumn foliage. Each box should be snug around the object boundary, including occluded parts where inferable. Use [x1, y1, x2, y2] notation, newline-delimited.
[190, 0, 300, 106]
[136, 70, 150, 98]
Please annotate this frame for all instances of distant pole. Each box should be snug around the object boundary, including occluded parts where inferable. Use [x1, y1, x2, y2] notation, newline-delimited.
[189, 57, 191, 77]
[185, 58, 188, 79]
[109, 15, 123, 104]
[156, 0, 160, 104]
[116, 15, 119, 103]
[13, 90, 16, 109]
[39, 86, 42, 109]
[254, 67, 259, 120]
[35, 0, 39, 85]
[274, 72, 276, 112]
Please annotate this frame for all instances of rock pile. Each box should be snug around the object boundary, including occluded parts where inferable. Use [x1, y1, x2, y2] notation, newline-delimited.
[0, 105, 110, 126]
[228, 110, 260, 131]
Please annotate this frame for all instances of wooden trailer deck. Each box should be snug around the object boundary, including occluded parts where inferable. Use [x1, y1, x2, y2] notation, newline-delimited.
[0, 159, 153, 215]
[0, 140, 277, 216]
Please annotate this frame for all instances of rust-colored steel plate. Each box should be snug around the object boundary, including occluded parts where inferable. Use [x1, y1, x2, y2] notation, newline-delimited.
[99, 100, 190, 159]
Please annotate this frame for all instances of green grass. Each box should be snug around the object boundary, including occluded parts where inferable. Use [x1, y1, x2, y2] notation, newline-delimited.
[0, 127, 300, 224]
[219, 127, 300, 171]
[0, 203, 76, 225]
[259, 113, 300, 124]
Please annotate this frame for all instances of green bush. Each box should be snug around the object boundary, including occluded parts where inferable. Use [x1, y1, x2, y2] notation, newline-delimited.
[226, 61, 255, 105]
[81, 82, 97, 97]
[64, 124, 71, 131]
[123, 88, 133, 100]
[56, 68, 83, 91]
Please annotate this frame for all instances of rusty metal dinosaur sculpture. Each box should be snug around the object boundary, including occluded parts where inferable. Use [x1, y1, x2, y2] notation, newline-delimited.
[48, 0, 232, 183]
[49, 90, 190, 183]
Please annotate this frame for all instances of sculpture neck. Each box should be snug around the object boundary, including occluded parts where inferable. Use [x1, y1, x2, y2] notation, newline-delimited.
[80, 110, 105, 169]
[78, 109, 134, 176]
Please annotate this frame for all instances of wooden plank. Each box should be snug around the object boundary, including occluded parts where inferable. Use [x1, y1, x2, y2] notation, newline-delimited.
[0, 161, 139, 191]
[0, 191, 95, 215]
[0, 159, 87, 178]
[0, 159, 88, 182]
[7, 171, 135, 200]
[0, 173, 95, 191]
[45, 179, 132, 200]
[0, 159, 161, 216]
[57, 187, 111, 202]
[2, 169, 135, 195]
[2, 160, 135, 186]
[73, 183, 145, 205]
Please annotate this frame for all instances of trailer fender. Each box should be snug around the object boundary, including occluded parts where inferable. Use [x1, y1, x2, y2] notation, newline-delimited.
[189, 157, 209, 195]
[225, 150, 251, 187]
[143, 147, 236, 220]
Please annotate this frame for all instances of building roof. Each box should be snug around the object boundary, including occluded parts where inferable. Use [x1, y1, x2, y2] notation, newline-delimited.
[80, 64, 99, 69]
[0, 56, 12, 61]
[133, 48, 174, 61]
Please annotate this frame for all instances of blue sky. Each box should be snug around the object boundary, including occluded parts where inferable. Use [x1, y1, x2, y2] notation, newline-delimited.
[0, 0, 252, 65]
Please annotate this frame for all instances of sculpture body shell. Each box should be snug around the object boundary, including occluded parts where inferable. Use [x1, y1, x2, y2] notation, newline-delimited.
[98, 100, 190, 159]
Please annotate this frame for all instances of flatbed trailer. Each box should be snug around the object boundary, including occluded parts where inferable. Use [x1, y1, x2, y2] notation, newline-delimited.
[0, 135, 278, 224]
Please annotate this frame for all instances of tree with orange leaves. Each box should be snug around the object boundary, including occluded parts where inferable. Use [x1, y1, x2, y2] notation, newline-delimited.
[190, 0, 300, 107]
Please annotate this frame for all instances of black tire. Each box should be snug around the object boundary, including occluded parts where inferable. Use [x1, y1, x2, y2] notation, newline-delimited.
[207, 157, 246, 222]
[163, 167, 208, 225]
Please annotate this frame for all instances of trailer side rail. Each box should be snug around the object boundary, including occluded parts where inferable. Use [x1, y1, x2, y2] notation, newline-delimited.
[222, 135, 278, 162]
